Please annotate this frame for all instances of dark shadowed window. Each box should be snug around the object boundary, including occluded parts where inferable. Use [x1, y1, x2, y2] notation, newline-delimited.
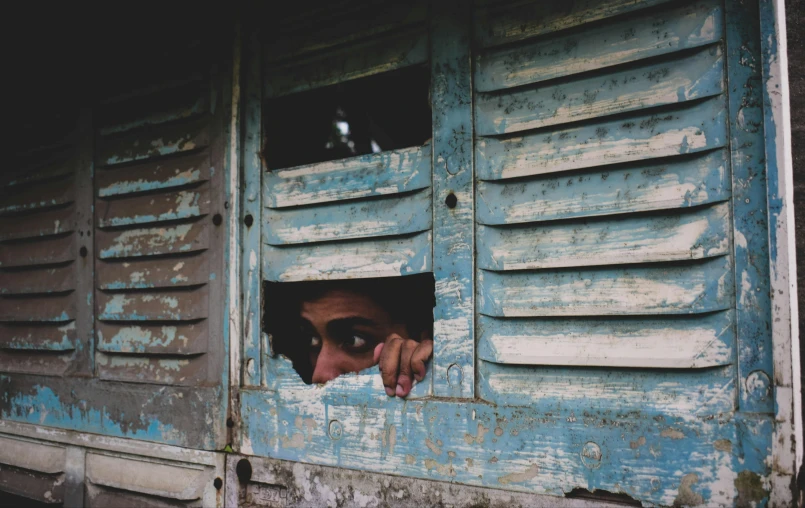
[262, 65, 431, 170]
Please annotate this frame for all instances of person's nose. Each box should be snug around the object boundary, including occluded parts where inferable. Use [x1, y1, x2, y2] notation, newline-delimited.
[311, 342, 345, 384]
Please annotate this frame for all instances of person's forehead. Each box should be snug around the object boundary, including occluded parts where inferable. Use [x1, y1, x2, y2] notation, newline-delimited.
[300, 289, 390, 323]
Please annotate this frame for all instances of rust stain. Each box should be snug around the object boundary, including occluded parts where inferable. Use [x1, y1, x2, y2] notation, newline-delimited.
[425, 438, 442, 455]
[673, 473, 703, 507]
[714, 439, 732, 453]
[661, 428, 685, 439]
[630, 436, 646, 449]
[463, 422, 490, 445]
[498, 464, 539, 485]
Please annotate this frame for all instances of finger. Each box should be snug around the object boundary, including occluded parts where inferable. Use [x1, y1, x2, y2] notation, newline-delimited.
[373, 343, 384, 365]
[379, 335, 404, 397]
[410, 339, 433, 382]
[396, 340, 418, 397]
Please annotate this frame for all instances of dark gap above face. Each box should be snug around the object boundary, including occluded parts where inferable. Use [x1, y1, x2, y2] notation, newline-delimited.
[262, 65, 431, 170]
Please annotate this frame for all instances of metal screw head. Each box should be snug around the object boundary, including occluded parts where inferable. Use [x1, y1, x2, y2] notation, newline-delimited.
[580, 442, 603, 470]
[447, 364, 463, 386]
[328, 420, 343, 440]
[745, 370, 771, 402]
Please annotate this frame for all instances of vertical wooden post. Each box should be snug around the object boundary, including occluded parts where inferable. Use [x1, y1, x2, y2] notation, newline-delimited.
[242, 18, 263, 388]
[430, 0, 475, 398]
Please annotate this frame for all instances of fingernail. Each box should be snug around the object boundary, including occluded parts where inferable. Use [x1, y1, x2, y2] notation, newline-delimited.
[385, 387, 395, 397]
[396, 384, 405, 397]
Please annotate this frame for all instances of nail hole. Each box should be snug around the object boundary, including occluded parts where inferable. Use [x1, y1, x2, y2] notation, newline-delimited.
[236, 458, 252, 483]
[213, 477, 223, 490]
[213, 213, 223, 226]
[445, 193, 457, 209]
[226, 417, 234, 428]
[79, 246, 88, 258]
[244, 214, 254, 227]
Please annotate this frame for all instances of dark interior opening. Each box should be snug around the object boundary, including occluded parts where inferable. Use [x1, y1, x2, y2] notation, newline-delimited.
[264, 274, 435, 384]
[262, 65, 432, 170]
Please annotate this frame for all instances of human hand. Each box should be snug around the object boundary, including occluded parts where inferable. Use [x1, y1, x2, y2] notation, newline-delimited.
[373, 333, 433, 398]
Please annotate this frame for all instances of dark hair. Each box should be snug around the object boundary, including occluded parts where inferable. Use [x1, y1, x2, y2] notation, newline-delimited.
[263, 274, 435, 382]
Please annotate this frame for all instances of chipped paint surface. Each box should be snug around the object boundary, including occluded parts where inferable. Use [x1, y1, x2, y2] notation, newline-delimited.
[243, 1, 789, 505]
[430, 0, 475, 398]
[758, 0, 802, 501]
[1, 0, 796, 506]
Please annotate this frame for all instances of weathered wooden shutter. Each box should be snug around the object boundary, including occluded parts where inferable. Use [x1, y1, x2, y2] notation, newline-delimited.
[261, 2, 432, 283]
[476, 0, 732, 410]
[93, 33, 227, 392]
[472, 0, 771, 501]
[0, 111, 93, 377]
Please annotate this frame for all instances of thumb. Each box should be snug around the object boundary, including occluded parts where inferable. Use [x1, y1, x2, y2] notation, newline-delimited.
[373, 342, 384, 364]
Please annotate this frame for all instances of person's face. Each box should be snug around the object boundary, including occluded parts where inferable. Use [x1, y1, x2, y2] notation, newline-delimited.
[299, 289, 409, 384]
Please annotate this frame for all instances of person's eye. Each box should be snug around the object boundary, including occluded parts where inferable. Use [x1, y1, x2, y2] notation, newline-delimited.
[310, 336, 321, 348]
[341, 333, 374, 353]
[348, 335, 366, 348]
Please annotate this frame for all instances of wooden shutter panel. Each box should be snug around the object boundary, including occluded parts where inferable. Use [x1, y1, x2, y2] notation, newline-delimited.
[474, 0, 736, 415]
[0, 112, 92, 377]
[262, 2, 432, 282]
[93, 36, 223, 386]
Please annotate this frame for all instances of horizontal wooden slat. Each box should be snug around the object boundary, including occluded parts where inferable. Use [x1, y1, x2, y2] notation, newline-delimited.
[96, 322, 206, 355]
[96, 254, 208, 290]
[475, 0, 723, 91]
[0, 235, 75, 268]
[0, 206, 76, 241]
[263, 231, 432, 282]
[477, 149, 730, 224]
[478, 255, 732, 317]
[97, 187, 210, 228]
[478, 311, 733, 368]
[476, 0, 674, 48]
[98, 81, 209, 136]
[96, 115, 210, 166]
[0, 350, 74, 376]
[95, 353, 205, 386]
[476, 96, 728, 180]
[96, 151, 210, 197]
[0, 322, 76, 351]
[97, 287, 208, 321]
[96, 221, 208, 259]
[0, 293, 75, 322]
[265, 26, 428, 97]
[264, 189, 431, 245]
[86, 452, 207, 500]
[0, 177, 74, 215]
[0, 435, 66, 473]
[1, 156, 74, 188]
[12, 115, 76, 158]
[266, 1, 427, 62]
[0, 265, 75, 295]
[478, 202, 730, 270]
[477, 362, 734, 415]
[476, 44, 725, 135]
[265, 145, 431, 208]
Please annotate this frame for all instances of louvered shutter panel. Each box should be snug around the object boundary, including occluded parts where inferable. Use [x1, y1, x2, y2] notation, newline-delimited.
[475, 0, 736, 415]
[93, 34, 224, 387]
[262, 2, 432, 282]
[0, 112, 92, 376]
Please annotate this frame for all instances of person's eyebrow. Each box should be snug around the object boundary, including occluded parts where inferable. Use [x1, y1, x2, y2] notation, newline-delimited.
[326, 317, 381, 336]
